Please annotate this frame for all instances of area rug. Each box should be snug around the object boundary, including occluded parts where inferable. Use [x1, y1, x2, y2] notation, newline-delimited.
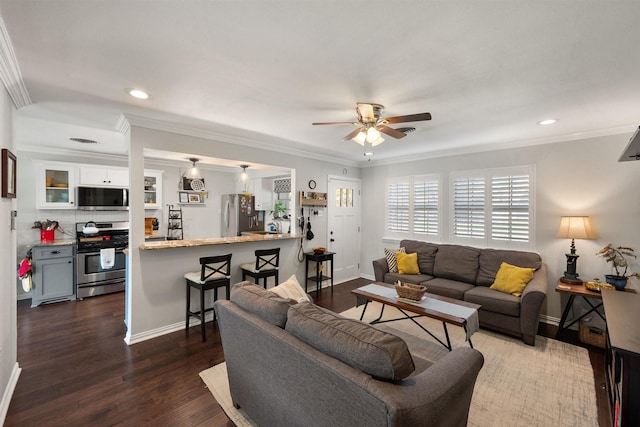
[200, 302, 598, 426]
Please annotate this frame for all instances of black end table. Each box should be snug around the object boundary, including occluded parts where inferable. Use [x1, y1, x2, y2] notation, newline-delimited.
[304, 251, 335, 295]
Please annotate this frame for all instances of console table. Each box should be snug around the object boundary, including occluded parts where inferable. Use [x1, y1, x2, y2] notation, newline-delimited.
[602, 290, 640, 427]
[304, 251, 334, 294]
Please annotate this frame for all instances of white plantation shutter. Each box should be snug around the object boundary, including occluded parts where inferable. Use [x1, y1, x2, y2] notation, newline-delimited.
[452, 176, 485, 239]
[386, 181, 409, 233]
[491, 174, 530, 243]
[413, 178, 439, 235]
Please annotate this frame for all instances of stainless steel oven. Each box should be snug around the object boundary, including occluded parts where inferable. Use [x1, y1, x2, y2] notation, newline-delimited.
[75, 221, 128, 299]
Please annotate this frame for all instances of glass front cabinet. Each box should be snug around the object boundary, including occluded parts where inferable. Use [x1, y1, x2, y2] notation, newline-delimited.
[144, 170, 163, 210]
[36, 162, 77, 209]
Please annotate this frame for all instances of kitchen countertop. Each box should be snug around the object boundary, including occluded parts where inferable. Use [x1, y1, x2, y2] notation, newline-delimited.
[139, 233, 298, 250]
[30, 239, 76, 247]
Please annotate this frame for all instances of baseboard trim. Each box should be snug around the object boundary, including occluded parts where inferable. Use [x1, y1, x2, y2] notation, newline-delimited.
[124, 312, 216, 345]
[0, 363, 21, 425]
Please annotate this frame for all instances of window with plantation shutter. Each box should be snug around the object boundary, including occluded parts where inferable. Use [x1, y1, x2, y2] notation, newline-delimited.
[386, 181, 410, 233]
[452, 176, 485, 239]
[385, 175, 441, 239]
[449, 166, 534, 249]
[413, 178, 439, 236]
[491, 174, 530, 243]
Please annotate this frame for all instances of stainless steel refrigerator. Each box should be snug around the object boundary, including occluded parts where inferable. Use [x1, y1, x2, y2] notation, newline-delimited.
[221, 194, 264, 237]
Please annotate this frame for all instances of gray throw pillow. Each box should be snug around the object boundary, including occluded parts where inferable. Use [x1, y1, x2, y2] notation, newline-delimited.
[286, 303, 415, 381]
[230, 281, 294, 328]
[385, 247, 406, 273]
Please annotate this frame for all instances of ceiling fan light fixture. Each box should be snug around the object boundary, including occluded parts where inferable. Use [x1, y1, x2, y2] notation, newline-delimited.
[366, 127, 381, 142]
[352, 130, 366, 145]
[369, 136, 385, 146]
[538, 119, 557, 125]
[185, 158, 202, 180]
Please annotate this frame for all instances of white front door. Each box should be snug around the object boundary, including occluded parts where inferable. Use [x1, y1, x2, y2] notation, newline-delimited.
[327, 176, 361, 283]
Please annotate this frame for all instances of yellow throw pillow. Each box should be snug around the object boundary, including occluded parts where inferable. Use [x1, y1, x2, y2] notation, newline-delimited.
[396, 252, 420, 275]
[490, 262, 535, 297]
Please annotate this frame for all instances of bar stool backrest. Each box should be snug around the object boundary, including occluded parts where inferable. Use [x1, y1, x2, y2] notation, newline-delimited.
[200, 254, 232, 281]
[254, 248, 280, 271]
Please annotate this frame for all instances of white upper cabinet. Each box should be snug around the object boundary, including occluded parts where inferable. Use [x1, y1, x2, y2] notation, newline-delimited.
[36, 162, 77, 209]
[79, 166, 129, 187]
[251, 178, 274, 211]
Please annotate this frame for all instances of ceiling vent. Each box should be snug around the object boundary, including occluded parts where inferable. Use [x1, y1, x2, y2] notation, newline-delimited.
[70, 137, 98, 144]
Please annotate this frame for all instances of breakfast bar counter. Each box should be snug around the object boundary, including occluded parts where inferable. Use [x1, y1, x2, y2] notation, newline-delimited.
[138, 233, 297, 250]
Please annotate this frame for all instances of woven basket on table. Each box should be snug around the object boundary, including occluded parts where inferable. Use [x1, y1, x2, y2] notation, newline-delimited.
[395, 282, 427, 301]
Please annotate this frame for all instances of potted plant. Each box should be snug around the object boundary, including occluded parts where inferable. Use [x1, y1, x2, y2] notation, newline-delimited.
[596, 244, 640, 290]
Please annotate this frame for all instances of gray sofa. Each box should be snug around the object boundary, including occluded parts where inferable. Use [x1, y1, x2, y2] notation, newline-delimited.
[373, 240, 547, 345]
[215, 281, 484, 427]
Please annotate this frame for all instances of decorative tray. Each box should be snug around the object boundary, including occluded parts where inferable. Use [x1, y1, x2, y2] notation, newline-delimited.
[584, 281, 614, 292]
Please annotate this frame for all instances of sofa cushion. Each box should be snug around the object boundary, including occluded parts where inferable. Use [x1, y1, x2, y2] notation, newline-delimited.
[401, 240, 439, 275]
[385, 247, 406, 273]
[397, 252, 420, 274]
[421, 277, 475, 300]
[286, 302, 415, 381]
[464, 286, 521, 317]
[433, 244, 481, 284]
[269, 274, 311, 303]
[477, 249, 542, 287]
[230, 281, 294, 328]
[384, 272, 434, 285]
[490, 262, 535, 297]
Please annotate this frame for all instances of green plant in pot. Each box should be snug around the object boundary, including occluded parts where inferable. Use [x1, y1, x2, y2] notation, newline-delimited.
[596, 244, 640, 291]
[273, 200, 286, 218]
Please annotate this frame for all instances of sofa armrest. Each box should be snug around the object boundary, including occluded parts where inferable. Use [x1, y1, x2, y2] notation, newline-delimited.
[372, 257, 389, 282]
[519, 262, 548, 344]
[367, 347, 484, 426]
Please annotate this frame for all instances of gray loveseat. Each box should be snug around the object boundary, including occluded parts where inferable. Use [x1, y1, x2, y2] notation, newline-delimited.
[373, 240, 547, 345]
[215, 281, 484, 427]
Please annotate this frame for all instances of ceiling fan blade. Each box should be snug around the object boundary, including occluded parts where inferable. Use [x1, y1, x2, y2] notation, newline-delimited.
[384, 112, 432, 124]
[312, 121, 358, 126]
[356, 103, 375, 122]
[341, 128, 364, 142]
[377, 125, 407, 139]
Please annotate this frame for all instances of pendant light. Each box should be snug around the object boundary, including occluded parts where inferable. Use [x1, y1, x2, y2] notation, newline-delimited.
[240, 164, 249, 182]
[185, 158, 202, 180]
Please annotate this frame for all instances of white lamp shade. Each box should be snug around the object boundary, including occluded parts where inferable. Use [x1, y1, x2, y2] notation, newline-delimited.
[366, 127, 381, 142]
[556, 216, 596, 239]
[352, 131, 366, 146]
[185, 165, 201, 180]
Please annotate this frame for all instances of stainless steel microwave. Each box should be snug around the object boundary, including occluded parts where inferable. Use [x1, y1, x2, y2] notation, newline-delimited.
[77, 186, 129, 210]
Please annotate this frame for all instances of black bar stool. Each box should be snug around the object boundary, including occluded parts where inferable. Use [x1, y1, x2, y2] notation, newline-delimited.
[184, 253, 232, 342]
[240, 248, 280, 288]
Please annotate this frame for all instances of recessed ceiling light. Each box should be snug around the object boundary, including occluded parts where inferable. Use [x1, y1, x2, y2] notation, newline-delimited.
[128, 89, 149, 99]
[364, 152, 373, 156]
[538, 119, 557, 125]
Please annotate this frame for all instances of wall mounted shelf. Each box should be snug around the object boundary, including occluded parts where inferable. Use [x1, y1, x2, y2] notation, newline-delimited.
[299, 191, 328, 207]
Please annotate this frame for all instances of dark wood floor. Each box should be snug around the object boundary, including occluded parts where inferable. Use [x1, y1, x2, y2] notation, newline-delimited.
[7, 278, 609, 426]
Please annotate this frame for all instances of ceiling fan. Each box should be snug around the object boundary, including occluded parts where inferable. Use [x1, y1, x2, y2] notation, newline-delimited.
[312, 103, 431, 146]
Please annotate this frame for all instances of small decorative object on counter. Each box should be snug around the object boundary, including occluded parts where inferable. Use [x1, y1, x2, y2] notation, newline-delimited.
[395, 281, 427, 301]
[584, 279, 615, 292]
[32, 219, 59, 242]
[596, 244, 640, 291]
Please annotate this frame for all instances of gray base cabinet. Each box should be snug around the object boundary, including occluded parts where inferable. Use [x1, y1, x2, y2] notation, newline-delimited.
[31, 244, 75, 307]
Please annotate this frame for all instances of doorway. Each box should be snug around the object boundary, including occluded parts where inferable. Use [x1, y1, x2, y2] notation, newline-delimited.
[327, 176, 361, 283]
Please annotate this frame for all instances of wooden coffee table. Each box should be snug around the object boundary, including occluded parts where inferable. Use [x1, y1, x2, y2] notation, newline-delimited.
[352, 282, 481, 350]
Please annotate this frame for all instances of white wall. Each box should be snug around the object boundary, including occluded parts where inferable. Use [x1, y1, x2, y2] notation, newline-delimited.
[360, 133, 640, 321]
[0, 86, 18, 423]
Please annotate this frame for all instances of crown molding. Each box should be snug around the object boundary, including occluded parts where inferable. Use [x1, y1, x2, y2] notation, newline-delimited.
[361, 124, 637, 168]
[123, 113, 360, 168]
[115, 113, 130, 135]
[18, 144, 128, 162]
[0, 17, 31, 109]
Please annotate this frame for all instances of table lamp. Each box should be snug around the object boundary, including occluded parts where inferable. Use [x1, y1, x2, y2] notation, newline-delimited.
[556, 216, 596, 284]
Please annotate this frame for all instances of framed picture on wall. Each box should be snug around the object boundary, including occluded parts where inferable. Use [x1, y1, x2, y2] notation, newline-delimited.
[189, 194, 201, 204]
[2, 148, 16, 198]
[179, 192, 189, 204]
